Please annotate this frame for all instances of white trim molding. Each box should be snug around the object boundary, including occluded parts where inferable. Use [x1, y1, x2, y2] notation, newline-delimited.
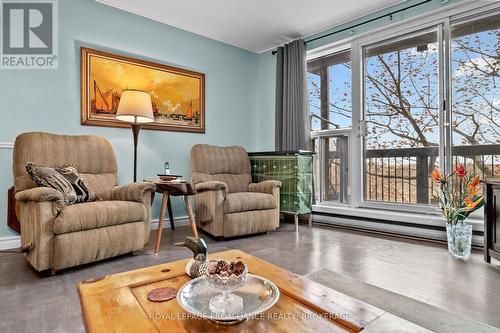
[0, 236, 21, 250]
[150, 215, 190, 230]
[313, 213, 484, 247]
[0, 142, 14, 149]
[0, 142, 15, 249]
[313, 204, 484, 231]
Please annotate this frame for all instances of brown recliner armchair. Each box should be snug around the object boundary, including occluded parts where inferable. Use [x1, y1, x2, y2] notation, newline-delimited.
[13, 132, 155, 273]
[191, 144, 281, 238]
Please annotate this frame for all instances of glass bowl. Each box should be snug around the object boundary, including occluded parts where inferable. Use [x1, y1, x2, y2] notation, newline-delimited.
[177, 273, 280, 324]
[205, 260, 248, 315]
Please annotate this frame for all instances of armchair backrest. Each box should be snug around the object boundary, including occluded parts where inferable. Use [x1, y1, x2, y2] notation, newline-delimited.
[13, 132, 118, 199]
[191, 144, 251, 193]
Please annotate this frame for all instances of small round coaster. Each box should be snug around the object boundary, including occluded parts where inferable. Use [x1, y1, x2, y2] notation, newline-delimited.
[147, 287, 177, 302]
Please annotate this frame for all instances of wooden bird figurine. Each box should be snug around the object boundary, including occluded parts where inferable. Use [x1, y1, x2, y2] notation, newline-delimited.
[174, 237, 210, 278]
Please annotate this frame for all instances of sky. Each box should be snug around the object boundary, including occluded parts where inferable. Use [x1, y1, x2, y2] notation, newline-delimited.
[308, 22, 500, 194]
[308, 26, 499, 150]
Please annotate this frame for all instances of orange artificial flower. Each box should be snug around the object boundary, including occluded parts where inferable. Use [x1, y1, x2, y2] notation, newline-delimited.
[464, 197, 481, 209]
[470, 175, 480, 187]
[468, 185, 478, 197]
[431, 170, 442, 182]
[454, 164, 467, 178]
[464, 198, 473, 208]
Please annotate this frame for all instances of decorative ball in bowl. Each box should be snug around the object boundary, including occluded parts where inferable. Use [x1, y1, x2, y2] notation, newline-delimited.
[205, 260, 248, 315]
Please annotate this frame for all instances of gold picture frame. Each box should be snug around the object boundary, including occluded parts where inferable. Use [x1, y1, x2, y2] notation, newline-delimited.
[81, 47, 205, 133]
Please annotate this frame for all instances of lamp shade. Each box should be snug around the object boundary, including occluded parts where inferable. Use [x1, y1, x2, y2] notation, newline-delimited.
[116, 89, 154, 123]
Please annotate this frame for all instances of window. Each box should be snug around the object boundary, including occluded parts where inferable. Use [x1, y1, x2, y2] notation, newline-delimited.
[451, 14, 500, 186]
[307, 8, 500, 216]
[308, 50, 351, 204]
[310, 133, 350, 204]
[363, 30, 440, 205]
[307, 50, 352, 130]
[324, 135, 349, 203]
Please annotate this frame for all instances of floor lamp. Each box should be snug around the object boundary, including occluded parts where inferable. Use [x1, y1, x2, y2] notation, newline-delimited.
[116, 89, 154, 182]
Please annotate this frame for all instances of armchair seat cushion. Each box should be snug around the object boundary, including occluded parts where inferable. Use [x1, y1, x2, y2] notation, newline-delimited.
[224, 192, 277, 214]
[54, 200, 146, 235]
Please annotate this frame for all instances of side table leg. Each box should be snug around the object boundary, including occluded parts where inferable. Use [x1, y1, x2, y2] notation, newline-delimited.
[154, 192, 169, 254]
[294, 214, 299, 232]
[167, 197, 175, 230]
[184, 195, 199, 239]
[308, 213, 313, 227]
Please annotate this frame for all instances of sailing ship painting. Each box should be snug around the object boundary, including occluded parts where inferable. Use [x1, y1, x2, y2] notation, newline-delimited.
[92, 80, 120, 114]
[81, 47, 205, 133]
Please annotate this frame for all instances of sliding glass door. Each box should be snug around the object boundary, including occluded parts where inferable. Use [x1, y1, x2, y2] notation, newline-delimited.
[362, 28, 441, 206]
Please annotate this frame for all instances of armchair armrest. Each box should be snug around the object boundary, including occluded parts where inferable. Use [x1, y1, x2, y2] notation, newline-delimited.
[195, 181, 228, 195]
[248, 180, 282, 194]
[110, 182, 156, 204]
[15, 187, 64, 271]
[15, 187, 65, 215]
[193, 181, 227, 230]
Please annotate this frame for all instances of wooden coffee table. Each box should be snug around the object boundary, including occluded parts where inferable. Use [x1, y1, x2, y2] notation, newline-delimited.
[78, 250, 428, 332]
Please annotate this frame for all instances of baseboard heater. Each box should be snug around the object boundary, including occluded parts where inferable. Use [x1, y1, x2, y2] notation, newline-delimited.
[311, 211, 484, 248]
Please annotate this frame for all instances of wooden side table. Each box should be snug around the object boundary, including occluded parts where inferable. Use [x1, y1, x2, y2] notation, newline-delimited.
[145, 179, 199, 253]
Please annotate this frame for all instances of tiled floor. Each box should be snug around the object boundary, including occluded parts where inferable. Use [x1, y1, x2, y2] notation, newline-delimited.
[1, 222, 500, 332]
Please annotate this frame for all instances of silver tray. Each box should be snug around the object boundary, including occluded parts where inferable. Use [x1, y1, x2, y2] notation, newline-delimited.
[176, 274, 280, 324]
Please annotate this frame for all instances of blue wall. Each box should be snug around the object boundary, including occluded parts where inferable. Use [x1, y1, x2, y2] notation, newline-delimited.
[255, 51, 277, 151]
[0, 0, 260, 238]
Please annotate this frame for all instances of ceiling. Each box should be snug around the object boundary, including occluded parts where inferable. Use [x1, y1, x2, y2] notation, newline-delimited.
[97, 0, 404, 53]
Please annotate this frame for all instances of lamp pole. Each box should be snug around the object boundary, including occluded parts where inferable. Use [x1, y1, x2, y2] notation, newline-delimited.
[131, 116, 140, 182]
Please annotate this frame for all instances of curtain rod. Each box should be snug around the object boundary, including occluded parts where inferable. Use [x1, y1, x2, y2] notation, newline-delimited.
[271, 0, 433, 55]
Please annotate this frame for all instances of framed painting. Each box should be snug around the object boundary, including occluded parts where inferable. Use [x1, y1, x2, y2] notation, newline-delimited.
[81, 47, 205, 133]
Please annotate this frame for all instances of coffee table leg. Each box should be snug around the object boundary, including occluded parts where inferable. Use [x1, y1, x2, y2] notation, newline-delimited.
[154, 192, 169, 254]
[183, 195, 199, 239]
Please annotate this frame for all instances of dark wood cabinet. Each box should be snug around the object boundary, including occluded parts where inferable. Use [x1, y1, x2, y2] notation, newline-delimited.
[8, 186, 21, 233]
[484, 179, 500, 263]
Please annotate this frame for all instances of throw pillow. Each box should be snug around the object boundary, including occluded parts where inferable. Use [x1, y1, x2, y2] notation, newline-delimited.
[55, 165, 98, 203]
[26, 163, 78, 205]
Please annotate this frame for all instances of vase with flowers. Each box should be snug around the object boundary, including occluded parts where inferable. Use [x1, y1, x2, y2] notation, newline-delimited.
[432, 164, 484, 259]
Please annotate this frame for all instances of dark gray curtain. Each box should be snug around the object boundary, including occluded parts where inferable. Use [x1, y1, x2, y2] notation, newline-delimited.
[275, 39, 310, 151]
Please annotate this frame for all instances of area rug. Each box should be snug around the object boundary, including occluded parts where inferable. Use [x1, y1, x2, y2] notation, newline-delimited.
[306, 269, 499, 333]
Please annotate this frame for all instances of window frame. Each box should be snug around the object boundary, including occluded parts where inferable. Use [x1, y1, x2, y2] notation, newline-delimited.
[448, 10, 500, 175]
[358, 24, 444, 214]
[311, 128, 352, 205]
[307, 2, 500, 218]
[308, 42, 353, 205]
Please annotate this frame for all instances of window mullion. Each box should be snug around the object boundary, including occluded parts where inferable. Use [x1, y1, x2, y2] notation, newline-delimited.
[442, 19, 453, 175]
[320, 67, 329, 130]
[351, 41, 362, 208]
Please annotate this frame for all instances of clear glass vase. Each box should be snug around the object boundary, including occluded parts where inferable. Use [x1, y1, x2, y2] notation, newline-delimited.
[446, 221, 472, 259]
